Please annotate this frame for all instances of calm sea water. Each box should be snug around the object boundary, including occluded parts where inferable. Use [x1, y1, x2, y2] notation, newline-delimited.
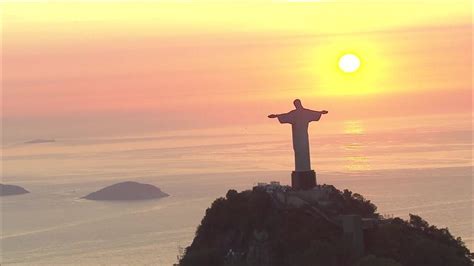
[1, 114, 472, 265]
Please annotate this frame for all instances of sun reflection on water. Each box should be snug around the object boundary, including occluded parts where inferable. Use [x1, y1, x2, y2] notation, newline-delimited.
[345, 155, 371, 171]
[342, 120, 371, 171]
[343, 120, 365, 135]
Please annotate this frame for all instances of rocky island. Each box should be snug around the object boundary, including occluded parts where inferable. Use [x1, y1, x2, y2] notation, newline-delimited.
[0, 184, 30, 196]
[24, 139, 56, 144]
[179, 184, 471, 266]
[83, 181, 169, 201]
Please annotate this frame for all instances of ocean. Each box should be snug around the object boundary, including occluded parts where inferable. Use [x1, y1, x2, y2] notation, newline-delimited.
[1, 113, 472, 265]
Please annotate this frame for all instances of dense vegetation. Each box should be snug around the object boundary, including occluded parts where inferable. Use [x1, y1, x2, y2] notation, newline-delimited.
[365, 215, 471, 266]
[318, 184, 378, 218]
[179, 186, 471, 266]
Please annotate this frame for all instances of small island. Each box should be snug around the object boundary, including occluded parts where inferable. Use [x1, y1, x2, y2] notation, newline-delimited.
[179, 184, 472, 266]
[82, 181, 169, 201]
[0, 184, 30, 196]
[24, 139, 56, 144]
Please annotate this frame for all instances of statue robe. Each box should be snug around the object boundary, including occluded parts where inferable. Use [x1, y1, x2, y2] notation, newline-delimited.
[277, 108, 322, 172]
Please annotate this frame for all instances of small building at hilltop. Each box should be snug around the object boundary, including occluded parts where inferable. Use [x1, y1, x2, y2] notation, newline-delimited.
[256, 181, 291, 193]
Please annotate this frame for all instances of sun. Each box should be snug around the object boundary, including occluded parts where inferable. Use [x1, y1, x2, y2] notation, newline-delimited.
[306, 37, 388, 96]
[338, 54, 360, 73]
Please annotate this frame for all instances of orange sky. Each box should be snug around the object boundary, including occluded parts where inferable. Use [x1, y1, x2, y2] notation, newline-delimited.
[2, 1, 472, 141]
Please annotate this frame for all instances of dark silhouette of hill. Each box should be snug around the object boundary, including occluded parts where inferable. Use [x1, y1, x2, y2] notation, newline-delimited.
[24, 139, 55, 144]
[83, 181, 169, 201]
[0, 184, 29, 196]
[179, 185, 471, 266]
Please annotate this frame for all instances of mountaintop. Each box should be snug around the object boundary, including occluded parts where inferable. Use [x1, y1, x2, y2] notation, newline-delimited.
[179, 184, 471, 266]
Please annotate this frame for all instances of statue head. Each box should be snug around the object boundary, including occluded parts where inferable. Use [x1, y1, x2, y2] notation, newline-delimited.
[293, 99, 303, 109]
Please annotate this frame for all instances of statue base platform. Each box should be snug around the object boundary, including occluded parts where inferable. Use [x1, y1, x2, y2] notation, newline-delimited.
[291, 170, 316, 190]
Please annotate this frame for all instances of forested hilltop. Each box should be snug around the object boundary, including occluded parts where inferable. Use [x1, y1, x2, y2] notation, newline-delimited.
[179, 185, 471, 266]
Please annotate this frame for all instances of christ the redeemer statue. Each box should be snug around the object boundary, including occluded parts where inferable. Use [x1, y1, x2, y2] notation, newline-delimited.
[268, 99, 328, 190]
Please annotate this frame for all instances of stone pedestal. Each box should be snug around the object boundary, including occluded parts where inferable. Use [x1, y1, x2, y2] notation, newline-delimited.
[291, 170, 316, 190]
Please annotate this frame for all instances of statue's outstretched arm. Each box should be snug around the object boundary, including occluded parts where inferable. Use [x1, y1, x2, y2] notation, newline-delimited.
[268, 112, 289, 118]
[307, 109, 328, 115]
[269, 111, 294, 124]
[310, 110, 328, 114]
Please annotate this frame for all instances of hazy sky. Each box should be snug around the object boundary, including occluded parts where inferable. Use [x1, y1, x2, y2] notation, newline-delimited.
[2, 1, 472, 141]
